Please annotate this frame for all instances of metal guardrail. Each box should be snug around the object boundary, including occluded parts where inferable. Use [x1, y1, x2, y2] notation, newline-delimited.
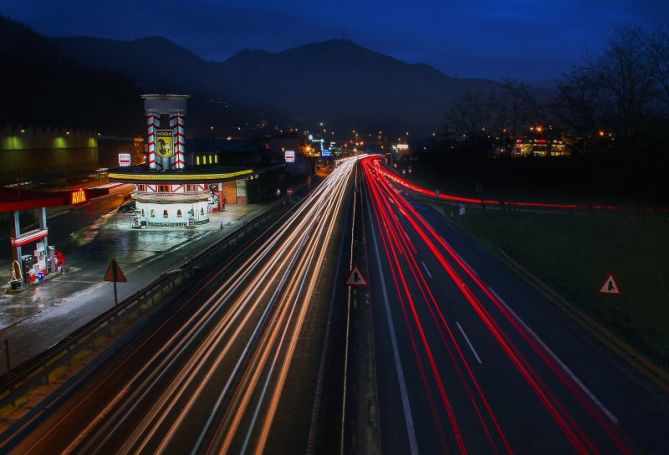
[0, 266, 195, 420]
[0, 186, 307, 420]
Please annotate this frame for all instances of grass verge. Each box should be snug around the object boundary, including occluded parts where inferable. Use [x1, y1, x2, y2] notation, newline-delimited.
[444, 204, 669, 369]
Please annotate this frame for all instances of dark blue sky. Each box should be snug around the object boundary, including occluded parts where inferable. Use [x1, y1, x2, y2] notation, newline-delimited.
[4, 0, 668, 85]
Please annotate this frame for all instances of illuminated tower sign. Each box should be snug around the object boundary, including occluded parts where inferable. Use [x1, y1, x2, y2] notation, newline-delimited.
[142, 94, 189, 171]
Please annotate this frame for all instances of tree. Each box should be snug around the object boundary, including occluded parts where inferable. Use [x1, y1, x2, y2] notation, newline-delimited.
[443, 80, 541, 156]
[444, 92, 491, 138]
[595, 28, 658, 150]
[488, 80, 540, 154]
[554, 27, 669, 156]
[553, 68, 607, 154]
[648, 29, 669, 116]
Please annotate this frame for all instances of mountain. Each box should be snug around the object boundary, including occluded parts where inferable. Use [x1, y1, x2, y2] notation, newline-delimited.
[56, 36, 209, 95]
[0, 16, 144, 135]
[54, 36, 503, 136]
[54, 36, 295, 136]
[214, 39, 502, 136]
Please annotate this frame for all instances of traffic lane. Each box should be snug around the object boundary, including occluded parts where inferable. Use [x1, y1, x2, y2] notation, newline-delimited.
[412, 200, 669, 453]
[88, 285, 275, 454]
[364, 179, 548, 454]
[128, 164, 356, 454]
[363, 167, 576, 453]
[251, 166, 357, 454]
[269, 178, 353, 455]
[5, 271, 219, 454]
[398, 210, 622, 454]
[368, 160, 660, 450]
[5, 172, 348, 455]
[365, 201, 418, 455]
[7, 202, 306, 454]
[370, 189, 597, 454]
[413, 200, 669, 450]
[99, 204, 327, 454]
[366, 166, 510, 453]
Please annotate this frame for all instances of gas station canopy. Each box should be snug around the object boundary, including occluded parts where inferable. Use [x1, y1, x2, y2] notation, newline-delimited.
[0, 188, 69, 213]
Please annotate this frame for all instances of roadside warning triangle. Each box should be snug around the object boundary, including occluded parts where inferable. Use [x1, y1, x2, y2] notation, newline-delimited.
[599, 274, 620, 295]
[346, 266, 368, 287]
[104, 259, 128, 283]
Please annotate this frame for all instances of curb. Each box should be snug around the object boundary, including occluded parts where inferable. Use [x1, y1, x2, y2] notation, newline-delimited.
[499, 248, 669, 395]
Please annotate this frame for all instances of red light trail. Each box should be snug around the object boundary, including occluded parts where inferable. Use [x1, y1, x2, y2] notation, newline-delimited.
[362, 156, 634, 454]
[371, 156, 668, 212]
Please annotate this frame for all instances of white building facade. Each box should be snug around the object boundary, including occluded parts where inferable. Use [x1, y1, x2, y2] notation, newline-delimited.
[133, 183, 210, 227]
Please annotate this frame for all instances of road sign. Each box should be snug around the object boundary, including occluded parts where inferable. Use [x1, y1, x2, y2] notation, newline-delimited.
[71, 188, 87, 205]
[459, 205, 466, 216]
[118, 152, 131, 167]
[346, 266, 368, 287]
[599, 273, 621, 295]
[104, 259, 127, 282]
[104, 259, 127, 306]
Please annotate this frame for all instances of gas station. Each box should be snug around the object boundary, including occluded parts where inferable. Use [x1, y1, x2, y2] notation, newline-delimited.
[108, 94, 284, 228]
[0, 188, 80, 291]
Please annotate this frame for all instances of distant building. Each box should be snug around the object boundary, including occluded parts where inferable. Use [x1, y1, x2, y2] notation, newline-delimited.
[266, 135, 313, 176]
[268, 134, 301, 157]
[0, 126, 146, 185]
[0, 125, 99, 185]
[109, 95, 287, 228]
[513, 138, 569, 157]
[98, 136, 145, 169]
[187, 137, 288, 202]
[391, 143, 410, 159]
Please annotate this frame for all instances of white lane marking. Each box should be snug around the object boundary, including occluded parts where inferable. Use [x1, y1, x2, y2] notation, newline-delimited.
[488, 287, 619, 425]
[370, 210, 420, 455]
[421, 261, 432, 279]
[456, 321, 483, 364]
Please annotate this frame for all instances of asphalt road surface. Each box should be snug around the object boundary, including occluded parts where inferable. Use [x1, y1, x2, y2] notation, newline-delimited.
[361, 156, 669, 455]
[2, 157, 359, 454]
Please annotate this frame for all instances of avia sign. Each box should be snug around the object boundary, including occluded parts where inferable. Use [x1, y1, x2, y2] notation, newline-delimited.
[71, 188, 87, 205]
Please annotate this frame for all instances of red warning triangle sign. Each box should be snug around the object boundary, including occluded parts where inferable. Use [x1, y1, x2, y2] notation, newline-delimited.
[346, 266, 368, 287]
[598, 273, 620, 295]
[104, 259, 127, 283]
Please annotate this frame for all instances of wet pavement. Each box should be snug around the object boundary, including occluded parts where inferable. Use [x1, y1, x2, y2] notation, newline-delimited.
[0, 203, 263, 373]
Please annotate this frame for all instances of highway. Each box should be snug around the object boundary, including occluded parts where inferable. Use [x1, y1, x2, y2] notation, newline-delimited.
[3, 157, 359, 454]
[361, 156, 669, 454]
